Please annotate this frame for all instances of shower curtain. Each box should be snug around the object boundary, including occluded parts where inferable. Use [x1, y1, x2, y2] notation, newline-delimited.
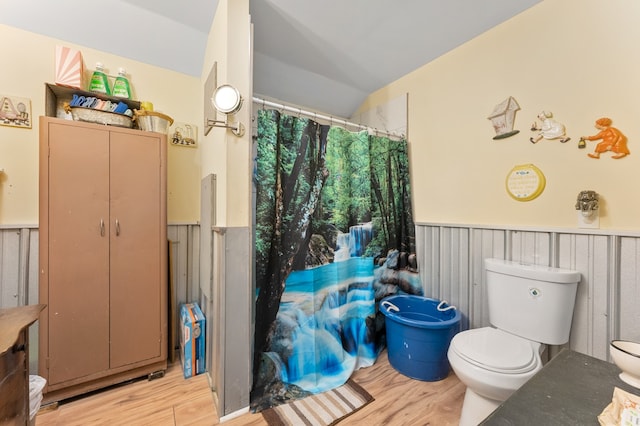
[251, 109, 422, 411]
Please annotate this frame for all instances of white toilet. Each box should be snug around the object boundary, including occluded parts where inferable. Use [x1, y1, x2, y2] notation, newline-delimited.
[447, 258, 581, 426]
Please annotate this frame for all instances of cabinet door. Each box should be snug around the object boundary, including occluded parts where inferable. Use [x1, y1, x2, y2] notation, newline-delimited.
[47, 123, 110, 384]
[109, 132, 164, 368]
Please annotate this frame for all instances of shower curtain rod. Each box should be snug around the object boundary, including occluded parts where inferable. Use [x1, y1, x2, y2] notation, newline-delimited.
[252, 97, 405, 139]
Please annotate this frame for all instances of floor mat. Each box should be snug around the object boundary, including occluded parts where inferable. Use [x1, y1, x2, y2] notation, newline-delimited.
[262, 379, 373, 426]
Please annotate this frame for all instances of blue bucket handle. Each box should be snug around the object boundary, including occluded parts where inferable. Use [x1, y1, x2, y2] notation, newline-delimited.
[380, 300, 399, 313]
[437, 300, 456, 312]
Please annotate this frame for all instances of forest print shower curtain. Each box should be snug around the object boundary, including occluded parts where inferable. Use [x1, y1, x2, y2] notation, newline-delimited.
[251, 109, 422, 411]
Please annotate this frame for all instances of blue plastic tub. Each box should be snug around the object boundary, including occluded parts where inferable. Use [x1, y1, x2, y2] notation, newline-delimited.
[380, 295, 460, 381]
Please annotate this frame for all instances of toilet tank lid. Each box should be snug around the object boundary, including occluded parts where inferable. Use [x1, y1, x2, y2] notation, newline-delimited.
[485, 258, 581, 284]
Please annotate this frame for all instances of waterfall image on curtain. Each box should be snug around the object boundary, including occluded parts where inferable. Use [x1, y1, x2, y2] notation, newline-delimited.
[251, 109, 422, 411]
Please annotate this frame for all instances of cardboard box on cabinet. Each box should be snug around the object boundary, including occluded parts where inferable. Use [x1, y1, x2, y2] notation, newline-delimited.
[180, 303, 206, 378]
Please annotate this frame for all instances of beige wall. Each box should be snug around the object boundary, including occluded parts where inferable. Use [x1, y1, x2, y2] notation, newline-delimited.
[358, 0, 640, 231]
[0, 24, 201, 225]
[10, 0, 639, 232]
[200, 0, 252, 227]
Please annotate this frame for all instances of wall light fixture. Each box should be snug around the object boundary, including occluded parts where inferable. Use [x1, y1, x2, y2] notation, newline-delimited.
[575, 190, 599, 228]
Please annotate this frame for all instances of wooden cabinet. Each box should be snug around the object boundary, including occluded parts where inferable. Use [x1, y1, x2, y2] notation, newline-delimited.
[39, 117, 167, 403]
[0, 305, 45, 425]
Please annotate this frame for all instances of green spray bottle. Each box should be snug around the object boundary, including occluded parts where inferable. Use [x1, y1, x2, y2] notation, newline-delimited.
[112, 68, 131, 99]
[88, 62, 111, 95]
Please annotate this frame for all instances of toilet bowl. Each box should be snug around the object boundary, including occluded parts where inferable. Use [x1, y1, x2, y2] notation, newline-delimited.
[448, 327, 543, 425]
[448, 259, 581, 426]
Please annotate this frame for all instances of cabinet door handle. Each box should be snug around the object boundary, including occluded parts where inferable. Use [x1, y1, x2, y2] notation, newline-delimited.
[100, 219, 105, 236]
[115, 219, 120, 236]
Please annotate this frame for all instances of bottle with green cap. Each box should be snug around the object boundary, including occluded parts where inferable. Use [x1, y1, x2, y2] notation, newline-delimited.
[112, 67, 131, 99]
[88, 62, 111, 95]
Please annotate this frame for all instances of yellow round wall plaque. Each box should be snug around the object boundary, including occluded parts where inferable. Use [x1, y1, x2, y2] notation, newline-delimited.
[505, 164, 545, 201]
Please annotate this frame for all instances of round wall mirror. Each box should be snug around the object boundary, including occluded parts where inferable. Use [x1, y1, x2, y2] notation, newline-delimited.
[211, 85, 243, 114]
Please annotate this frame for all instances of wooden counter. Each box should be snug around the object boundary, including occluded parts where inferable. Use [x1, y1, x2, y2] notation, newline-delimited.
[481, 349, 640, 425]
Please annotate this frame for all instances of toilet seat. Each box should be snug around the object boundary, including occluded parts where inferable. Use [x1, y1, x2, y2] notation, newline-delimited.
[450, 328, 539, 374]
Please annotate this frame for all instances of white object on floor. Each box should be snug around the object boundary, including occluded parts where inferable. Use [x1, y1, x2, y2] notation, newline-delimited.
[29, 375, 46, 420]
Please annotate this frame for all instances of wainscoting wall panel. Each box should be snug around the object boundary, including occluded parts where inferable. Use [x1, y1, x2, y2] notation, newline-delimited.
[4, 224, 639, 373]
[167, 224, 201, 319]
[0, 228, 38, 308]
[0, 227, 40, 373]
[416, 224, 640, 361]
[620, 237, 640, 345]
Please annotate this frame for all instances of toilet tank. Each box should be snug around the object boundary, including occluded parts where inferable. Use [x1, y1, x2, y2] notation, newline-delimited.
[485, 258, 581, 345]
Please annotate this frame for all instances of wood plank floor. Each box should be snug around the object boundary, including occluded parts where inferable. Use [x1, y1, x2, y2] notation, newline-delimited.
[36, 350, 465, 425]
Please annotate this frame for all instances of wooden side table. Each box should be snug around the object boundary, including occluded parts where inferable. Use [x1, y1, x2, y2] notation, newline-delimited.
[0, 304, 46, 425]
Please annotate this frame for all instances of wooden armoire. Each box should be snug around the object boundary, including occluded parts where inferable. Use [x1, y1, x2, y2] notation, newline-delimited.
[38, 116, 167, 403]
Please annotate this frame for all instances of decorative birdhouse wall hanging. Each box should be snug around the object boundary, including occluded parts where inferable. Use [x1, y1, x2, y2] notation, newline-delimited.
[488, 96, 520, 140]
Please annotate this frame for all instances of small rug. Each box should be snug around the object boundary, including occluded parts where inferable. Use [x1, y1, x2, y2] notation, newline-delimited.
[262, 380, 374, 426]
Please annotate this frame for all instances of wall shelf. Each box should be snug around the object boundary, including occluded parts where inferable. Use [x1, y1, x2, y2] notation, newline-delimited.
[44, 83, 141, 119]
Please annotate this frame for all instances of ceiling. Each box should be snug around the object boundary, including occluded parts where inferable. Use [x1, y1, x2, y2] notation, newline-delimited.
[1, 0, 540, 118]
